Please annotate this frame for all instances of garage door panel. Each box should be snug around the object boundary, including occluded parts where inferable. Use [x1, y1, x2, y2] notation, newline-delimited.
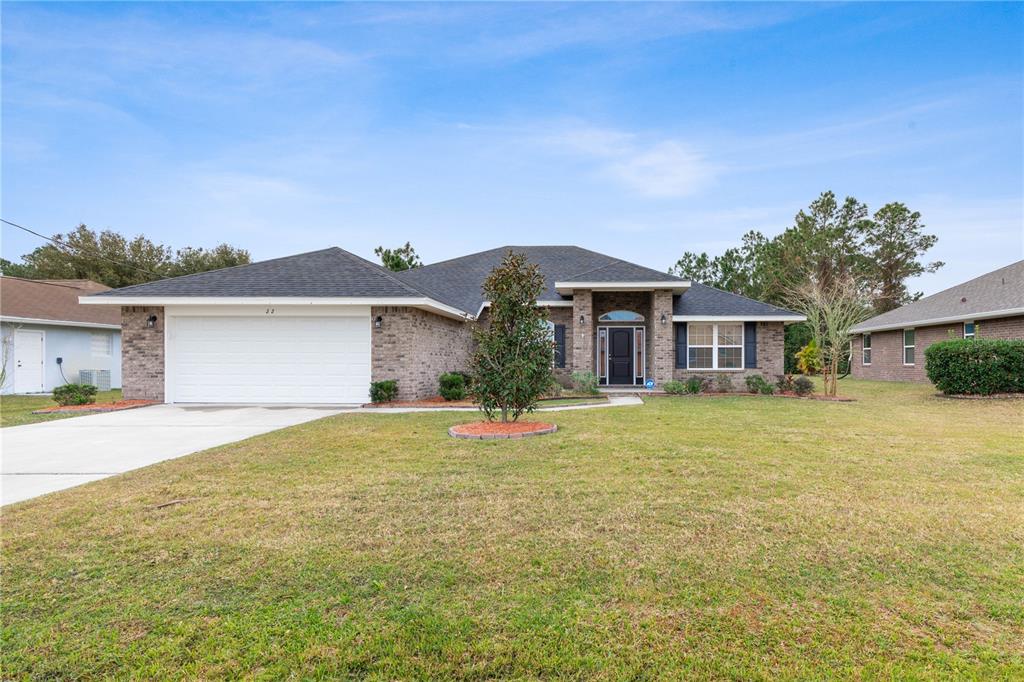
[170, 316, 370, 404]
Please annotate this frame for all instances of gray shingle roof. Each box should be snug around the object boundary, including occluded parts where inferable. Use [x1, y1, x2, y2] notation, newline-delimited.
[674, 283, 802, 317]
[87, 247, 424, 299]
[88, 244, 800, 320]
[851, 260, 1024, 333]
[394, 245, 683, 314]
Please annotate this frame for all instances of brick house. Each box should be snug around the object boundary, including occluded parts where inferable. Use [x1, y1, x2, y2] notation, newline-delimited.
[80, 246, 804, 403]
[850, 260, 1024, 382]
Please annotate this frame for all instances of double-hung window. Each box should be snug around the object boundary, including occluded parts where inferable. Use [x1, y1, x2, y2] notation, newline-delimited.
[687, 322, 743, 370]
[903, 329, 915, 365]
[862, 333, 871, 365]
[963, 322, 975, 340]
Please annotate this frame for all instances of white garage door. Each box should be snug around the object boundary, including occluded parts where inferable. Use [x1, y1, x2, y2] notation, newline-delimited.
[169, 316, 371, 404]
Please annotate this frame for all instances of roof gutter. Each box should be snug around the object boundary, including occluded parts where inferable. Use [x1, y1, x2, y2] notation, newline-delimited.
[672, 315, 806, 323]
[850, 307, 1024, 334]
[78, 296, 474, 321]
[0, 315, 121, 330]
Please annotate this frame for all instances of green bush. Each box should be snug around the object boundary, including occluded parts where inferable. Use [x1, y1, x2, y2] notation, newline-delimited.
[663, 380, 686, 395]
[714, 374, 734, 393]
[745, 375, 774, 395]
[438, 372, 467, 401]
[925, 339, 1024, 395]
[52, 383, 98, 406]
[369, 380, 399, 403]
[684, 377, 708, 394]
[571, 371, 600, 395]
[775, 374, 795, 393]
[793, 376, 815, 396]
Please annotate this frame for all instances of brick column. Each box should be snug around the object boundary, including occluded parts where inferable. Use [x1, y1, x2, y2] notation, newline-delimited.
[650, 290, 674, 386]
[121, 306, 165, 401]
[571, 289, 593, 375]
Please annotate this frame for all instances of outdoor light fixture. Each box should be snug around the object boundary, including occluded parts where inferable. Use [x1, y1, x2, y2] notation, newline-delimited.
[579, 314, 585, 325]
[660, 313, 667, 325]
[374, 315, 383, 328]
[146, 315, 158, 328]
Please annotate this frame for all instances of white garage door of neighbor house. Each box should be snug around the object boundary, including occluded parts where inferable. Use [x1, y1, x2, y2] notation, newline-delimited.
[170, 316, 371, 404]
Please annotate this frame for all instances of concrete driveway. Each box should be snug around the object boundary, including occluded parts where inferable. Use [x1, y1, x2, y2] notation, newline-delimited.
[1, 404, 348, 505]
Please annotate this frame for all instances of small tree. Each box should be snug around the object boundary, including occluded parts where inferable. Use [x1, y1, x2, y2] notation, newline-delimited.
[786, 275, 871, 396]
[470, 251, 554, 422]
[374, 242, 421, 271]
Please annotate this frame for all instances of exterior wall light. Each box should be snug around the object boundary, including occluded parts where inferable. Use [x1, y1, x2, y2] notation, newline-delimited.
[374, 315, 383, 328]
[146, 315, 158, 328]
[660, 313, 667, 325]
[579, 314, 585, 325]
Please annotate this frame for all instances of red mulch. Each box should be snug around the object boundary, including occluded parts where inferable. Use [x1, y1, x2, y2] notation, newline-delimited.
[450, 421, 555, 436]
[368, 396, 477, 408]
[32, 400, 158, 414]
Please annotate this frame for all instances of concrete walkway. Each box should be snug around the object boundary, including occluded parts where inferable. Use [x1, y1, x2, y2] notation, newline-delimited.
[1, 405, 347, 506]
[1, 396, 643, 506]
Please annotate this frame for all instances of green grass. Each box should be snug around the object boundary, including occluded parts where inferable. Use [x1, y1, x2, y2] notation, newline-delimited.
[2, 379, 1022, 679]
[0, 389, 122, 428]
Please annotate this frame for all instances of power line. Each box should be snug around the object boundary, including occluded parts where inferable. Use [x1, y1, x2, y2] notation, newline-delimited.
[1, 218, 167, 280]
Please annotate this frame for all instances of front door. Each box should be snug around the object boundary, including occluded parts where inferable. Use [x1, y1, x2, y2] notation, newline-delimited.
[608, 328, 633, 384]
[14, 330, 44, 393]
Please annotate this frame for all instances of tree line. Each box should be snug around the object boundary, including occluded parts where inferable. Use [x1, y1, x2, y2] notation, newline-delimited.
[1, 224, 251, 288]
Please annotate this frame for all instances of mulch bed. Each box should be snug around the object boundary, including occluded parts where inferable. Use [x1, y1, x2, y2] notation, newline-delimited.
[449, 421, 557, 440]
[366, 395, 605, 408]
[655, 392, 855, 402]
[32, 400, 158, 415]
[934, 392, 1024, 401]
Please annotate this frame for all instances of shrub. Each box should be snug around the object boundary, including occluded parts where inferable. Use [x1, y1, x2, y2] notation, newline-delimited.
[543, 381, 564, 398]
[684, 376, 708, 394]
[438, 372, 467, 401]
[714, 374, 734, 393]
[571, 371, 600, 395]
[775, 374, 795, 393]
[793, 376, 815, 396]
[369, 380, 399, 403]
[52, 383, 98, 406]
[795, 339, 822, 375]
[745, 375, 774, 395]
[663, 380, 686, 395]
[925, 339, 1024, 395]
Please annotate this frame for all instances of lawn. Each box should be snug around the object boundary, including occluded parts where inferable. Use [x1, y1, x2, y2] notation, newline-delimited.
[0, 389, 122, 428]
[2, 380, 1022, 678]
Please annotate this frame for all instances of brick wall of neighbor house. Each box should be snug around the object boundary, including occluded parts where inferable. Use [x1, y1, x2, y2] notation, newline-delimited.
[851, 314, 1024, 382]
[121, 306, 165, 401]
[673, 321, 785, 391]
[571, 290, 593, 376]
[371, 306, 475, 400]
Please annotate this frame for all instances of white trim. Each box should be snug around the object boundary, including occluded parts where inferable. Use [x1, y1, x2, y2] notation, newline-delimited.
[672, 315, 805, 322]
[0, 315, 120, 330]
[80, 296, 471, 321]
[596, 325, 646, 386]
[902, 328, 916, 366]
[851, 307, 1024, 334]
[474, 299, 574, 318]
[963, 321, 976, 339]
[12, 328, 46, 394]
[685, 321, 745, 371]
[862, 332, 871, 366]
[555, 281, 689, 294]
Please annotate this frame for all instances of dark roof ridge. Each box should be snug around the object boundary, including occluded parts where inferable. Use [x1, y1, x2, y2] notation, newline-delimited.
[329, 247, 429, 299]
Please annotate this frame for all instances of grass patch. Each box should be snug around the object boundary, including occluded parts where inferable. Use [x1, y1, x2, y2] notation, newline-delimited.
[0, 389, 122, 428]
[2, 380, 1022, 678]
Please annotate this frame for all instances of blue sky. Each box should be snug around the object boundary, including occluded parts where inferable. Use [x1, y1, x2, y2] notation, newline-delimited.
[2, 2, 1021, 295]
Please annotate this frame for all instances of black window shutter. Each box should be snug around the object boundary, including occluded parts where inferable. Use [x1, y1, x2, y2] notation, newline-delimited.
[674, 322, 687, 369]
[744, 321, 757, 368]
[554, 324, 566, 368]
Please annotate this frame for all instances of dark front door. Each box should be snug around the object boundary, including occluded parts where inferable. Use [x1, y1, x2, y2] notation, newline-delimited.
[608, 328, 634, 384]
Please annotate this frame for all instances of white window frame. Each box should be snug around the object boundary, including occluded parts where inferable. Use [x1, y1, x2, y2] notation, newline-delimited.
[90, 331, 113, 357]
[862, 333, 871, 366]
[687, 322, 744, 371]
[963, 321, 975, 339]
[903, 328, 915, 366]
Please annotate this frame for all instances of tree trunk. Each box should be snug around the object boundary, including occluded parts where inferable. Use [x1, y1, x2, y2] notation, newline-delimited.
[501, 405, 508, 423]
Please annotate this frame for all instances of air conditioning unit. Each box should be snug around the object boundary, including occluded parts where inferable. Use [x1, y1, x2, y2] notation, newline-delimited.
[79, 369, 111, 391]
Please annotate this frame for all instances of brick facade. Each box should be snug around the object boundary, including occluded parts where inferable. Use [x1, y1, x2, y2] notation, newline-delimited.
[571, 290, 593, 376]
[371, 306, 476, 400]
[121, 306, 165, 401]
[547, 306, 575, 384]
[851, 314, 1024, 382]
[672, 321, 785, 391]
[650, 290, 675, 385]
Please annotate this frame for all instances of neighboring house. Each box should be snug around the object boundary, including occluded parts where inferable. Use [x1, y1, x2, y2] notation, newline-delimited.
[850, 260, 1024, 382]
[80, 246, 804, 404]
[0, 277, 122, 394]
